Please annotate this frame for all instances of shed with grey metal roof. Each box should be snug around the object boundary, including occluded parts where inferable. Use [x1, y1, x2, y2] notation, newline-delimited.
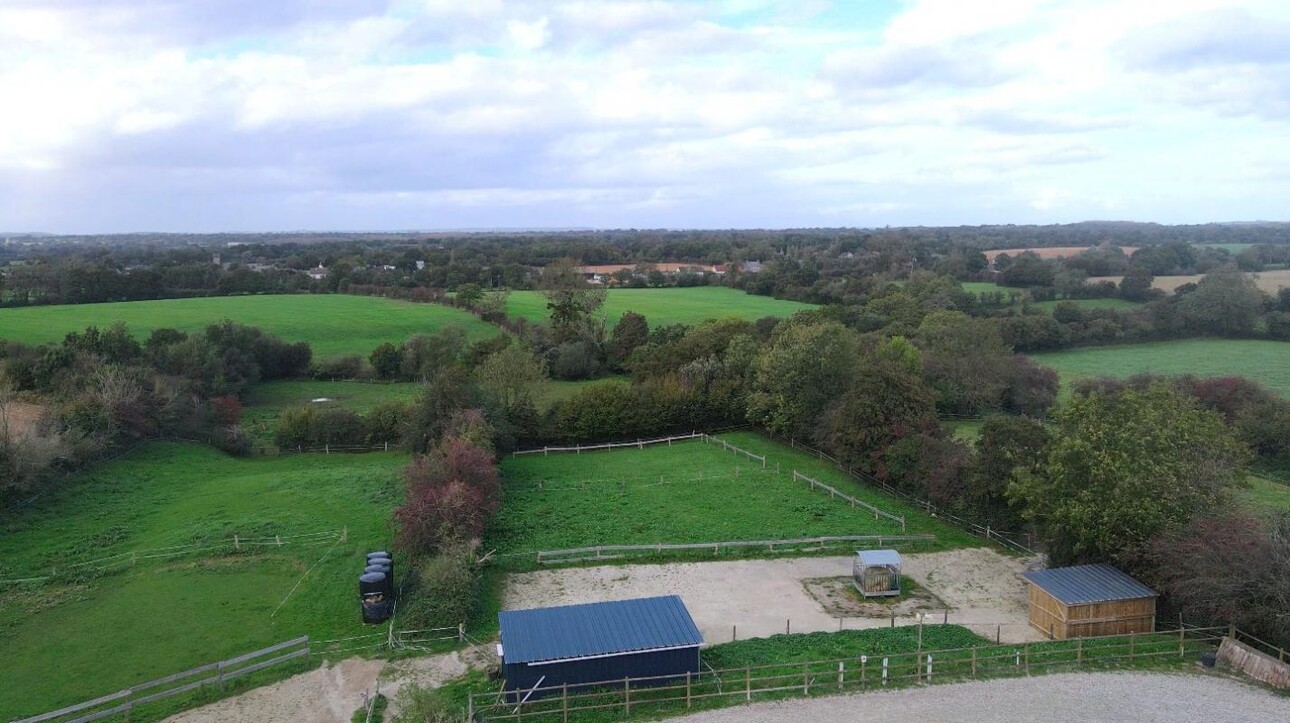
[1022, 564, 1157, 639]
[499, 595, 703, 701]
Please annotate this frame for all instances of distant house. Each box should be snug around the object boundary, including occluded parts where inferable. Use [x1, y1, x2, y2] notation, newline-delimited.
[575, 262, 724, 285]
[307, 265, 328, 280]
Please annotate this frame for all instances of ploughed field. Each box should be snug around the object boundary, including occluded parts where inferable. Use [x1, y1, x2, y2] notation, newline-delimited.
[487, 432, 978, 564]
[0, 443, 406, 720]
[504, 287, 817, 326]
[0, 294, 501, 358]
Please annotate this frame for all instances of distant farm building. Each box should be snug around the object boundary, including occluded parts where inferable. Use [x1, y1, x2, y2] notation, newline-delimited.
[853, 549, 901, 597]
[1023, 564, 1157, 639]
[498, 595, 703, 701]
[575, 261, 762, 284]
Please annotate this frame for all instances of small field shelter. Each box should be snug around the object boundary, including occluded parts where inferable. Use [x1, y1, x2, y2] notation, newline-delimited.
[853, 549, 902, 597]
[1022, 563, 1157, 639]
[498, 595, 703, 701]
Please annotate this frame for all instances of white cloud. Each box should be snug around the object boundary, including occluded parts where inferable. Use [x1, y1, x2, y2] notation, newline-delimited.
[1, 0, 1290, 231]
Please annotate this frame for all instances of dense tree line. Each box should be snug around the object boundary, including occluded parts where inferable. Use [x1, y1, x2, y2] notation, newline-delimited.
[0, 322, 310, 501]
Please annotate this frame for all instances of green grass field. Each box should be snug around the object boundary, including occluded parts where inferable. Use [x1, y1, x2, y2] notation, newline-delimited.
[1031, 298, 1143, 312]
[488, 432, 978, 560]
[0, 294, 501, 358]
[945, 419, 984, 444]
[505, 287, 816, 327]
[1031, 339, 1290, 398]
[0, 443, 407, 720]
[1238, 476, 1290, 516]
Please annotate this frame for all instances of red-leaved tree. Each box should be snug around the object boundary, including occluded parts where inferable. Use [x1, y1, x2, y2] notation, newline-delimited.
[394, 436, 501, 555]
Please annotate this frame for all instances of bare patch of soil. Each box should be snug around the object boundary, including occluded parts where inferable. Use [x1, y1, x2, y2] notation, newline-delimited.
[801, 577, 944, 618]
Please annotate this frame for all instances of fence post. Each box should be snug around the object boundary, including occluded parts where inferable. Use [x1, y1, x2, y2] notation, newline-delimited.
[458, 623, 465, 642]
[1024, 644, 1030, 674]
[1077, 638, 1083, 663]
[686, 671, 692, 708]
[1179, 627, 1185, 659]
[624, 677, 630, 715]
[276, 535, 282, 547]
[881, 657, 888, 685]
[562, 683, 568, 723]
[325, 443, 329, 454]
[745, 665, 751, 702]
[926, 654, 933, 682]
[234, 534, 240, 551]
[971, 647, 977, 676]
[1129, 632, 1135, 663]
[838, 661, 844, 691]
[803, 663, 809, 695]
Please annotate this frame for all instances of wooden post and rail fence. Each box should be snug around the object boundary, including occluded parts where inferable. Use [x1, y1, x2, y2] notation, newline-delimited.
[468, 626, 1231, 721]
[523, 534, 936, 565]
[15, 636, 311, 723]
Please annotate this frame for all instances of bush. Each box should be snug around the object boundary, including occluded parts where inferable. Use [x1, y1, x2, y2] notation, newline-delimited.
[211, 395, 242, 426]
[313, 354, 366, 380]
[390, 685, 468, 723]
[275, 405, 317, 448]
[400, 542, 480, 630]
[366, 400, 411, 446]
[549, 341, 602, 380]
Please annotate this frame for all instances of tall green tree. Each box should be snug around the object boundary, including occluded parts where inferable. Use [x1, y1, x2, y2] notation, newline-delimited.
[1010, 384, 1248, 568]
[607, 311, 649, 370]
[746, 321, 860, 437]
[474, 341, 548, 409]
[1176, 266, 1265, 336]
[539, 259, 607, 344]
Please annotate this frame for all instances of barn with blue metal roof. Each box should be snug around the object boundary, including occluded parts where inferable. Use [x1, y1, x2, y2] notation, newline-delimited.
[1022, 564, 1157, 639]
[498, 595, 703, 701]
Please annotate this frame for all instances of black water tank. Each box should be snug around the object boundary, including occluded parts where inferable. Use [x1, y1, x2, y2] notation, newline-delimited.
[364, 564, 388, 575]
[366, 551, 391, 561]
[359, 571, 387, 596]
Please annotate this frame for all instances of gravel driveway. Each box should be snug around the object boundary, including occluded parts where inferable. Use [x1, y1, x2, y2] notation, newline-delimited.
[504, 548, 1043, 644]
[662, 671, 1290, 723]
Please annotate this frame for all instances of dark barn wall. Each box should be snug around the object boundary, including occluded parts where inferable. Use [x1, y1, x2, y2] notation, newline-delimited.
[504, 646, 700, 700]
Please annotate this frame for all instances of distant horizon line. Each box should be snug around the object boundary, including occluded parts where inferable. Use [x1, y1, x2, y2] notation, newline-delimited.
[5, 219, 1290, 238]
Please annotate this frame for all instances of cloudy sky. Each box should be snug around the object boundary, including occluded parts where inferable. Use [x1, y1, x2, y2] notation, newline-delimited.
[2, 0, 1288, 233]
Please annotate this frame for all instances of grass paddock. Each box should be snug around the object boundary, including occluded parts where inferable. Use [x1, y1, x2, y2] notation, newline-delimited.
[0, 443, 406, 720]
[0, 294, 500, 358]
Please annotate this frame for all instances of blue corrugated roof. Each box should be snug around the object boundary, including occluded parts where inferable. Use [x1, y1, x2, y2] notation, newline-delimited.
[856, 549, 901, 567]
[1023, 564, 1156, 605]
[499, 595, 703, 665]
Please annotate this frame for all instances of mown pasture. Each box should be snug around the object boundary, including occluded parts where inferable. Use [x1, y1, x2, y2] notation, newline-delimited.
[488, 432, 978, 562]
[1031, 339, 1290, 399]
[504, 287, 816, 326]
[241, 377, 617, 446]
[0, 443, 406, 720]
[0, 294, 501, 358]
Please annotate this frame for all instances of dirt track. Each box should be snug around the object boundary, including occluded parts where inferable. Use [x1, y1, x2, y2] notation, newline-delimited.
[662, 671, 1290, 722]
[504, 548, 1043, 644]
[163, 651, 470, 723]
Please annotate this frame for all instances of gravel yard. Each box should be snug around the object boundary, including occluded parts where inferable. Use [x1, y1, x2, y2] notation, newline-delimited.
[662, 671, 1290, 723]
[504, 547, 1043, 644]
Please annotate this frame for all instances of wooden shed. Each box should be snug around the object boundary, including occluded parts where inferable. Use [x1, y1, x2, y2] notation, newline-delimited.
[1022, 564, 1157, 639]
